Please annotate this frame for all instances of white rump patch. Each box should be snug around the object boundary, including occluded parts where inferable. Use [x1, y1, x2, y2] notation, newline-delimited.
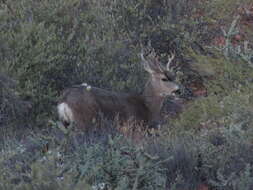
[81, 82, 88, 86]
[57, 102, 74, 123]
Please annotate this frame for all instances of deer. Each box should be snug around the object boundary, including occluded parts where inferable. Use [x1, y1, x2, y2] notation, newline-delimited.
[57, 49, 181, 131]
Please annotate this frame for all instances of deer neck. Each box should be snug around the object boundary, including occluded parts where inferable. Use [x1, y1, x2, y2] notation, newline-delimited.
[142, 80, 165, 122]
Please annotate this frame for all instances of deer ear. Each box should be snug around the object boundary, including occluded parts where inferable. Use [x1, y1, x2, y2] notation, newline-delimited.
[140, 53, 156, 74]
[143, 61, 156, 74]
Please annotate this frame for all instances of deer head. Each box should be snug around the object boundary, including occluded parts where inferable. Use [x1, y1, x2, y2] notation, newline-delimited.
[140, 50, 179, 98]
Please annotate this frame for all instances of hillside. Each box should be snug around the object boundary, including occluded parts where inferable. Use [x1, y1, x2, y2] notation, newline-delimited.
[0, 0, 253, 189]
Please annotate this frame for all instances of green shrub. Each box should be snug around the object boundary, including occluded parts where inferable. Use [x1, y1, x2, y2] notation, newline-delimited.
[1, 0, 253, 189]
[0, 0, 199, 126]
[1, 121, 253, 189]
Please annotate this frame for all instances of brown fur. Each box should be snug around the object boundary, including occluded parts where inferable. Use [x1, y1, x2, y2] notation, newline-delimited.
[58, 86, 151, 128]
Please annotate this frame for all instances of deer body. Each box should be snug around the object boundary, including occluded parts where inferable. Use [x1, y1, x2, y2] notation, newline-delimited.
[57, 51, 180, 129]
[58, 87, 149, 127]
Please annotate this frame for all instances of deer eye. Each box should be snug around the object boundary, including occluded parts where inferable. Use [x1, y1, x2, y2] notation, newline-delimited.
[162, 77, 173, 82]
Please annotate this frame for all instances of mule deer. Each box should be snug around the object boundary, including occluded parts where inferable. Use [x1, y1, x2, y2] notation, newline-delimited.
[57, 50, 180, 130]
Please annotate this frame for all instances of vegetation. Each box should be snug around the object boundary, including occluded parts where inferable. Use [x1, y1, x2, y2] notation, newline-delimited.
[0, 0, 253, 189]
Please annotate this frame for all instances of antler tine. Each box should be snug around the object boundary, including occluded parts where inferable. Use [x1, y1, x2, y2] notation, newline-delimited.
[166, 52, 175, 71]
[140, 49, 146, 62]
[150, 48, 157, 58]
[140, 41, 156, 60]
[140, 43, 147, 62]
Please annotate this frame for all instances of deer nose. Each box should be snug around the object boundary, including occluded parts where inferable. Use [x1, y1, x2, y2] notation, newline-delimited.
[173, 84, 181, 95]
[174, 89, 181, 95]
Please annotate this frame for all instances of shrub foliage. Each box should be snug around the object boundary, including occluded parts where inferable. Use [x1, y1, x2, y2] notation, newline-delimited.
[0, 0, 253, 189]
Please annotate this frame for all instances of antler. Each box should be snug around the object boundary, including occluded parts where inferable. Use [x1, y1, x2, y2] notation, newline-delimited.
[141, 45, 176, 73]
[166, 52, 175, 71]
[140, 47, 164, 73]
